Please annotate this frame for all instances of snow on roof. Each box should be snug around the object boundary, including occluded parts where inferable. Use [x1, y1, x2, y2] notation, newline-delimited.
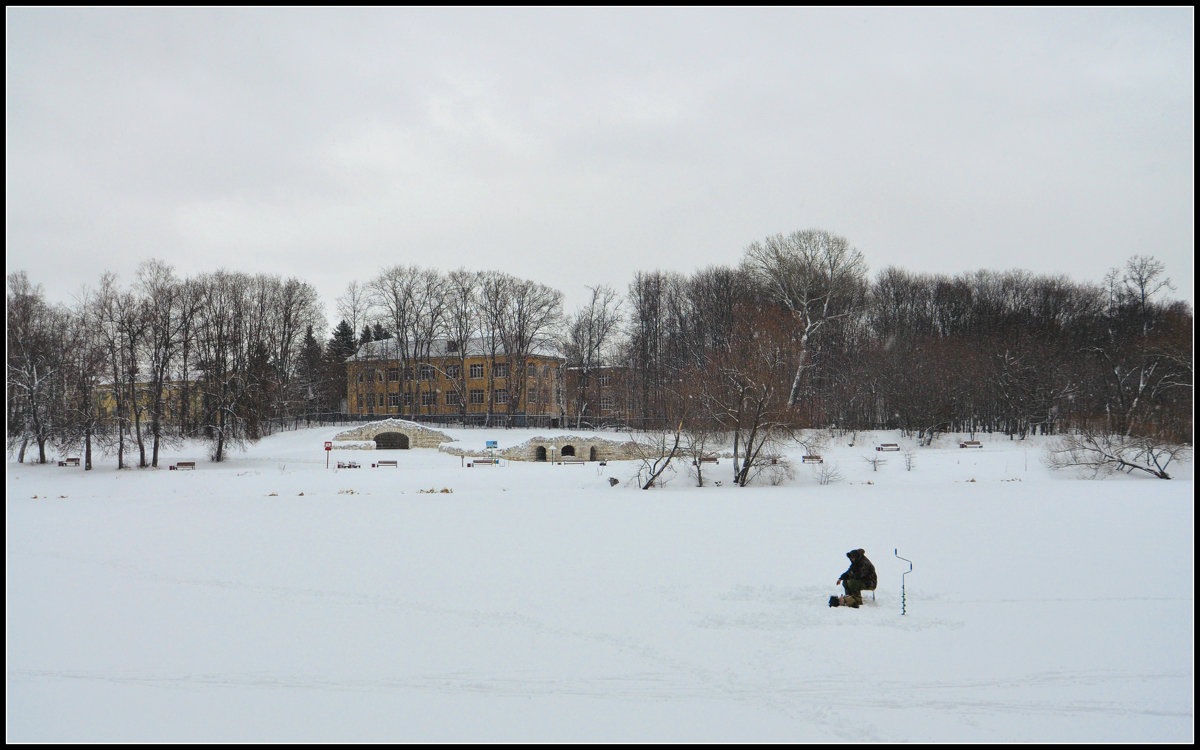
[349, 336, 562, 363]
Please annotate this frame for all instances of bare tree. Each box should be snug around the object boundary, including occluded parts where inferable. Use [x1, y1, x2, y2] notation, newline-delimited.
[742, 229, 868, 407]
[59, 288, 109, 469]
[696, 303, 796, 487]
[680, 419, 723, 487]
[444, 269, 482, 421]
[193, 270, 254, 462]
[94, 272, 148, 468]
[367, 265, 447, 418]
[1088, 256, 1188, 437]
[489, 274, 563, 425]
[6, 272, 65, 463]
[136, 260, 187, 466]
[563, 284, 623, 427]
[631, 418, 686, 489]
[1046, 428, 1190, 480]
[269, 277, 326, 420]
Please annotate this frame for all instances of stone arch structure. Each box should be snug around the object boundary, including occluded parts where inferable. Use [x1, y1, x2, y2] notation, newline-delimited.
[485, 435, 644, 462]
[375, 432, 410, 450]
[333, 419, 450, 450]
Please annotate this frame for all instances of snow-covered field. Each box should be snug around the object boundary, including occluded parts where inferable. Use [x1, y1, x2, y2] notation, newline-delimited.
[6, 426, 1194, 742]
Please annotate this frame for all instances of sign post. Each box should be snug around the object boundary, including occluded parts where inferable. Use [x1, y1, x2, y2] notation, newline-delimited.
[325, 441, 332, 469]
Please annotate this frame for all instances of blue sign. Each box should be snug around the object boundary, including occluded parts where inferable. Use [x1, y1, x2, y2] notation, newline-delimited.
[486, 440, 498, 449]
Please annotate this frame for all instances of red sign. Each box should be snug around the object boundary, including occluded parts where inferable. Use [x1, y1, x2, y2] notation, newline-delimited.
[324, 442, 332, 451]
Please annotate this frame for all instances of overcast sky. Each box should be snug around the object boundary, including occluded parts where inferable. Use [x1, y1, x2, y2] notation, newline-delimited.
[6, 7, 1194, 332]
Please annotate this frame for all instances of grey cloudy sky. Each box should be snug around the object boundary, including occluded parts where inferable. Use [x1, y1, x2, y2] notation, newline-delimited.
[6, 7, 1194, 330]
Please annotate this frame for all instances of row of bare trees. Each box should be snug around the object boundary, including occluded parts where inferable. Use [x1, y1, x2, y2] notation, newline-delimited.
[7, 264, 326, 466]
[8, 230, 1191, 476]
[338, 267, 565, 426]
[622, 239, 1191, 478]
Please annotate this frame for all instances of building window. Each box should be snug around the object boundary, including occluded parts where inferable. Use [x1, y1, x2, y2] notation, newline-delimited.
[469, 363, 484, 379]
[598, 373, 611, 387]
[403, 392, 413, 406]
[600, 396, 614, 411]
[388, 368, 399, 382]
[528, 389, 538, 404]
[492, 363, 508, 378]
[469, 389, 485, 405]
[447, 364, 461, 379]
[527, 363, 537, 377]
[421, 391, 436, 406]
[445, 391, 460, 405]
[495, 389, 508, 404]
[419, 364, 433, 380]
[388, 393, 399, 407]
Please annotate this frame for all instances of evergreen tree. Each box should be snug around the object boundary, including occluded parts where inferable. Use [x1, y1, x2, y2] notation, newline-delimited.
[326, 320, 360, 413]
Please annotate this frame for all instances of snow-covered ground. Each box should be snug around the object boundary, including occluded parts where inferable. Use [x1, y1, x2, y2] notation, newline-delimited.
[6, 426, 1194, 742]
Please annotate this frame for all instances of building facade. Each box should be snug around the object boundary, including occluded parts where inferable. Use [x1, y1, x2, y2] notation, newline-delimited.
[561, 365, 635, 427]
[346, 337, 565, 424]
[94, 375, 204, 424]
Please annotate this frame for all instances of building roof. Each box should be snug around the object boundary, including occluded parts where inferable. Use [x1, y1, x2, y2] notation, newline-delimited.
[349, 336, 562, 363]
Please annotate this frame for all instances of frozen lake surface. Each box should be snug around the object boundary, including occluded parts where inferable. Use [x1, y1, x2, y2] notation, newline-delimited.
[6, 426, 1193, 742]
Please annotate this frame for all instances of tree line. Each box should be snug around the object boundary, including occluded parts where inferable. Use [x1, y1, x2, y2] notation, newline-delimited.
[622, 236, 1191, 480]
[7, 263, 329, 467]
[7, 230, 1193, 470]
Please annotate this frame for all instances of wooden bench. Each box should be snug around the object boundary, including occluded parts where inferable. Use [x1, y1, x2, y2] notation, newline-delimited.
[58, 457, 81, 467]
[801, 455, 824, 464]
[373, 460, 398, 468]
[467, 458, 500, 467]
[337, 461, 361, 469]
[959, 440, 983, 449]
[555, 458, 586, 465]
[170, 461, 196, 471]
[876, 444, 901, 452]
[692, 457, 719, 466]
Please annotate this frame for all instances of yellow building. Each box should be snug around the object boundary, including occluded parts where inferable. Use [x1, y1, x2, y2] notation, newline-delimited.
[346, 337, 564, 424]
[95, 373, 204, 423]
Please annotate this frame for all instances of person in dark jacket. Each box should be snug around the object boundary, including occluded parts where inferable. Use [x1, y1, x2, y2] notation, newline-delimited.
[830, 548, 877, 608]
